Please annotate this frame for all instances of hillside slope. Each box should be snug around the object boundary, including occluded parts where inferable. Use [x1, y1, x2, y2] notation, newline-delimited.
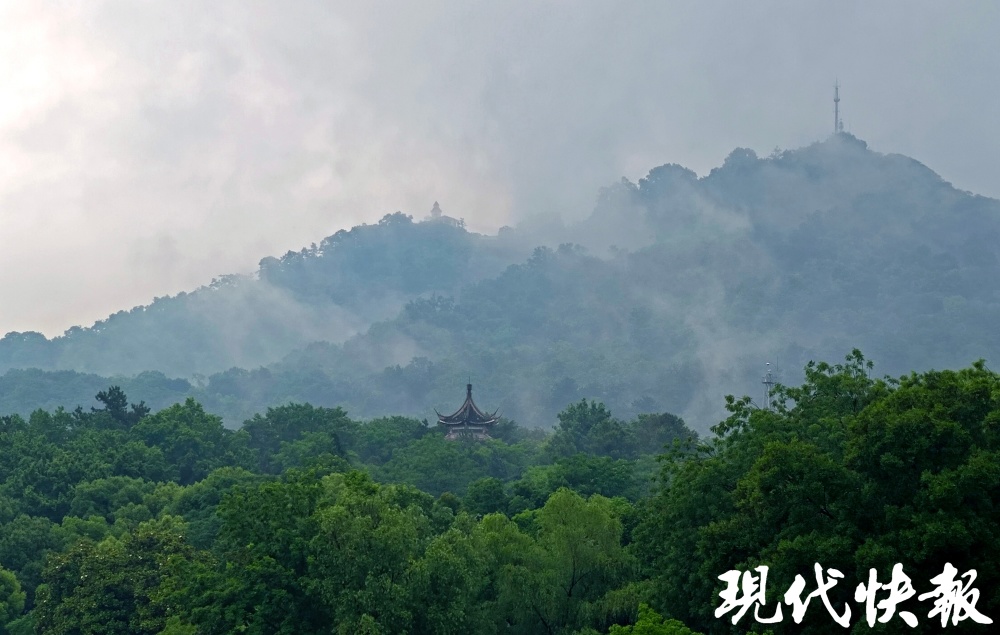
[3, 134, 999, 430]
[0, 213, 530, 377]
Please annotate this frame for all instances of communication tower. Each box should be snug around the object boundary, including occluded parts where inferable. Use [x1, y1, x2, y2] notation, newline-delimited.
[834, 81, 844, 134]
[762, 362, 778, 410]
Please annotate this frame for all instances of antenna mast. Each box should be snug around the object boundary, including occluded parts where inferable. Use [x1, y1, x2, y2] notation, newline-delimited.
[762, 362, 777, 410]
[833, 81, 843, 134]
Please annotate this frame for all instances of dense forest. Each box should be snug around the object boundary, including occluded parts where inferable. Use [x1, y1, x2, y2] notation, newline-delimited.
[3, 134, 1000, 431]
[1, 135, 998, 632]
[0, 352, 996, 633]
[0, 216, 531, 378]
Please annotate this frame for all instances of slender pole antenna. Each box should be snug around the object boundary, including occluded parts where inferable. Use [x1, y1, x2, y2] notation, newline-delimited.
[834, 81, 844, 134]
[762, 362, 777, 410]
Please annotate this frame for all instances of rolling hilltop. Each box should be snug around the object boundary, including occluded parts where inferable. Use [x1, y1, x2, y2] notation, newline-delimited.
[0, 215, 530, 378]
[3, 134, 998, 430]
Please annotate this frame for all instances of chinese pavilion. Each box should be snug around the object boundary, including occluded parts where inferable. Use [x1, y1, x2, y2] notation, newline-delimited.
[436, 384, 500, 440]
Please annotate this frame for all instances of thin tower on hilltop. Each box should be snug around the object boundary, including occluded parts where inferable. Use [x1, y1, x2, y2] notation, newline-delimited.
[834, 81, 844, 134]
[762, 362, 778, 410]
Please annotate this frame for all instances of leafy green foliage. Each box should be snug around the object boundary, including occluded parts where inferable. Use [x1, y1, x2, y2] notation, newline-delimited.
[0, 379, 691, 632]
[0, 566, 25, 635]
[549, 400, 690, 460]
[92, 386, 150, 429]
[0, 356, 995, 634]
[608, 604, 704, 635]
[242, 403, 352, 473]
[639, 352, 1000, 634]
[463, 477, 510, 516]
[131, 399, 250, 485]
[34, 517, 191, 635]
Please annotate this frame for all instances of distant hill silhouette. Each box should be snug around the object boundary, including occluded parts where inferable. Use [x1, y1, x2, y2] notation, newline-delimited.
[3, 134, 999, 430]
[0, 213, 530, 377]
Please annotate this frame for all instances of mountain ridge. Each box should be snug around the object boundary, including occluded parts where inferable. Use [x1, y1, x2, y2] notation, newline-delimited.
[3, 134, 998, 430]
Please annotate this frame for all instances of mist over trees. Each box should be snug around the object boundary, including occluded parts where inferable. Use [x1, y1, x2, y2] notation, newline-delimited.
[0, 214, 529, 378]
[2, 133, 1000, 632]
[2, 134, 999, 431]
[1, 356, 997, 633]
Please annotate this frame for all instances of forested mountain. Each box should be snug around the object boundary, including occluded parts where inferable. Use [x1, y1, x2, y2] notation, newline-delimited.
[3, 134, 1000, 430]
[0, 214, 530, 377]
[3, 135, 1000, 633]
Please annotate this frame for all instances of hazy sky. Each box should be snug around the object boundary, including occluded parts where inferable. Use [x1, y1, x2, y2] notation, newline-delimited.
[2, 1, 998, 336]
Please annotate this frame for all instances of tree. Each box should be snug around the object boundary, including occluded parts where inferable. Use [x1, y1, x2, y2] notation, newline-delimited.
[464, 477, 511, 516]
[130, 399, 246, 485]
[638, 353, 1000, 635]
[629, 413, 692, 457]
[407, 515, 495, 634]
[34, 517, 193, 635]
[549, 400, 634, 459]
[68, 477, 155, 523]
[92, 386, 150, 429]
[377, 435, 484, 496]
[481, 488, 637, 634]
[354, 416, 428, 465]
[0, 566, 25, 634]
[608, 604, 703, 635]
[305, 473, 430, 633]
[242, 404, 353, 474]
[199, 470, 328, 634]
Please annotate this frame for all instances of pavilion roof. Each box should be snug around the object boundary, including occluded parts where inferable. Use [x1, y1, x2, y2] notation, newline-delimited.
[436, 384, 500, 426]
